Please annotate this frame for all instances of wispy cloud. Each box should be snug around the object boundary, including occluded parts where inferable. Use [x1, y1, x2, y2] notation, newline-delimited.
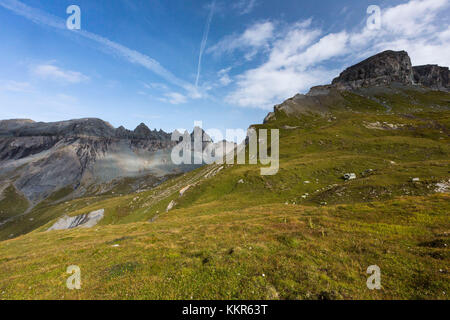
[218, 68, 232, 86]
[32, 64, 89, 83]
[234, 0, 259, 15]
[0, 0, 194, 92]
[159, 92, 188, 105]
[207, 21, 274, 60]
[142, 82, 169, 91]
[0, 80, 34, 93]
[195, 0, 216, 87]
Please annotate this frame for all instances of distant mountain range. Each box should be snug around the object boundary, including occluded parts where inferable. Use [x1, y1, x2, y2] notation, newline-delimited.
[0, 118, 237, 214]
[0, 119, 175, 205]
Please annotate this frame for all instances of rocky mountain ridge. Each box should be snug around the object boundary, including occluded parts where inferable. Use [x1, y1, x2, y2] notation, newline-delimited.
[0, 119, 186, 209]
[0, 116, 236, 214]
[332, 50, 450, 91]
[332, 50, 415, 89]
[413, 64, 450, 91]
[265, 50, 450, 123]
[0, 118, 172, 140]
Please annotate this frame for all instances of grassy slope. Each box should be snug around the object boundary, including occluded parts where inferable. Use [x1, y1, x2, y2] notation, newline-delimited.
[0, 195, 448, 299]
[0, 185, 29, 222]
[0, 87, 449, 299]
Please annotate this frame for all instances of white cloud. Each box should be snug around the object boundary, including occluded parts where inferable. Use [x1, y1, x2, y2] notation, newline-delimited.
[32, 64, 89, 83]
[228, 66, 337, 110]
[226, 21, 346, 109]
[226, 0, 450, 109]
[382, 0, 448, 36]
[218, 68, 232, 86]
[207, 21, 274, 60]
[268, 30, 349, 71]
[160, 92, 188, 105]
[344, 0, 450, 68]
[219, 74, 232, 86]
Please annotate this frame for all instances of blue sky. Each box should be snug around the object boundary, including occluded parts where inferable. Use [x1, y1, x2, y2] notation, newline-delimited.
[0, 0, 449, 132]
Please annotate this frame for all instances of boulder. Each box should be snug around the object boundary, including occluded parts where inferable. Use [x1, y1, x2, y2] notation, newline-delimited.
[179, 185, 192, 196]
[166, 200, 176, 212]
[344, 173, 356, 181]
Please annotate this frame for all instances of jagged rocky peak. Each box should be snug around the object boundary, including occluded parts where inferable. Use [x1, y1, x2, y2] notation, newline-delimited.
[332, 50, 414, 89]
[413, 65, 450, 91]
[0, 117, 175, 141]
[115, 125, 129, 138]
[0, 117, 186, 205]
[133, 122, 152, 138]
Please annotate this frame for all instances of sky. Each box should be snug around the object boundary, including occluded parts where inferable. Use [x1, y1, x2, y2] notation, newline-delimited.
[0, 0, 449, 133]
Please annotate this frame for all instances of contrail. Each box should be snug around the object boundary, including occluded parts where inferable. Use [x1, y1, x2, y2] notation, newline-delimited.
[195, 0, 216, 88]
[0, 0, 193, 92]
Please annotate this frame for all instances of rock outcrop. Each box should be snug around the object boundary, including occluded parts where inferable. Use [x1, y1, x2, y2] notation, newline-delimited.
[166, 200, 176, 212]
[264, 50, 450, 123]
[332, 50, 414, 89]
[332, 50, 449, 91]
[133, 123, 153, 139]
[47, 209, 105, 231]
[264, 87, 344, 123]
[413, 65, 450, 91]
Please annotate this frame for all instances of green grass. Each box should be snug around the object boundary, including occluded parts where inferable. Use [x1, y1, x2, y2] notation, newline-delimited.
[0, 185, 29, 222]
[0, 194, 448, 299]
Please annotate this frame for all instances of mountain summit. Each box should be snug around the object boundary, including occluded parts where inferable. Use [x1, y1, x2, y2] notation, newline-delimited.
[264, 50, 449, 123]
[332, 50, 449, 91]
[332, 50, 414, 89]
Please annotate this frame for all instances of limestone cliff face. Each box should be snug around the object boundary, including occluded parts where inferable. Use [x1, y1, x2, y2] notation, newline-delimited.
[332, 50, 414, 89]
[413, 65, 450, 91]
